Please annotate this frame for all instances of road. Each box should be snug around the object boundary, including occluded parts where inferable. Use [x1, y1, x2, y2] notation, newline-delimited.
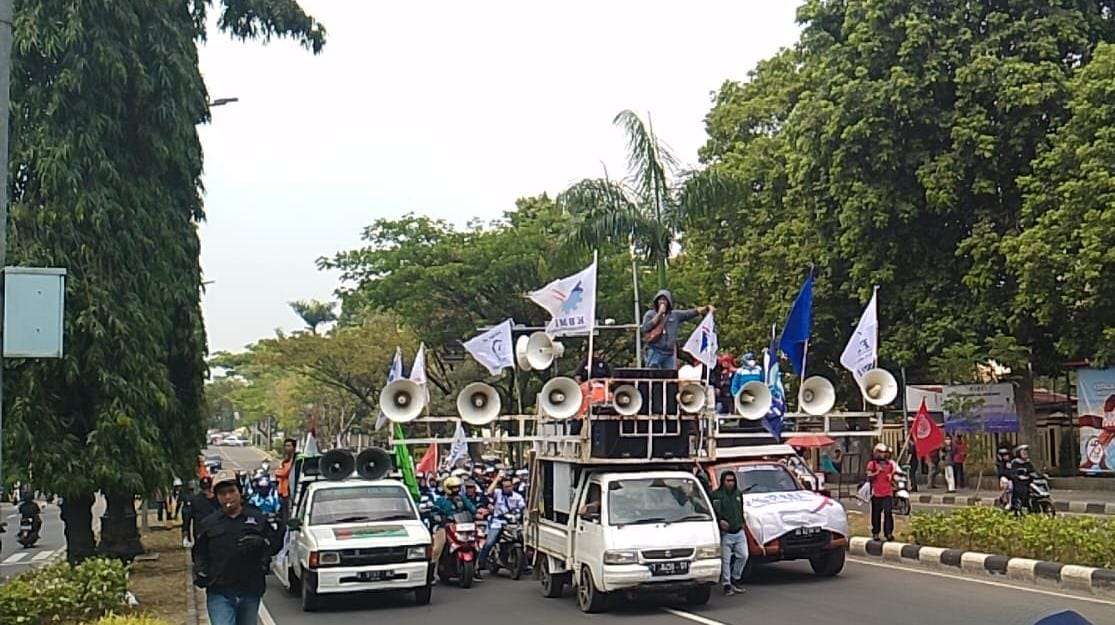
[0, 501, 64, 579]
[208, 444, 273, 473]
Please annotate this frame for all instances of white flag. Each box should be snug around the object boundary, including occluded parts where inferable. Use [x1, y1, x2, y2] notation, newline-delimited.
[463, 318, 515, 375]
[375, 346, 404, 431]
[527, 260, 597, 337]
[682, 311, 719, 369]
[410, 342, 431, 402]
[445, 421, 469, 467]
[840, 290, 878, 385]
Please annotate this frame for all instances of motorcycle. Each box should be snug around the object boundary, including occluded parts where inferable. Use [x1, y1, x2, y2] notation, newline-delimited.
[438, 511, 478, 588]
[17, 515, 40, 548]
[486, 512, 526, 580]
[1010, 472, 1055, 516]
[892, 469, 912, 516]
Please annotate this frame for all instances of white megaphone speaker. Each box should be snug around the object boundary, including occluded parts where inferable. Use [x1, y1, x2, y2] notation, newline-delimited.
[515, 335, 531, 371]
[379, 379, 425, 423]
[861, 368, 898, 406]
[799, 376, 836, 416]
[678, 364, 703, 382]
[526, 332, 561, 371]
[677, 382, 707, 414]
[539, 377, 582, 420]
[735, 381, 772, 421]
[611, 384, 643, 416]
[457, 382, 501, 426]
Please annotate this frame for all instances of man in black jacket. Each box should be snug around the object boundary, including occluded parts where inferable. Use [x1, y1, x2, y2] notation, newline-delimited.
[182, 476, 219, 547]
[193, 471, 280, 625]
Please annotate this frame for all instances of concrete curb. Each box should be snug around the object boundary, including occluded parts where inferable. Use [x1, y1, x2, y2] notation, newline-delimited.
[910, 494, 1115, 516]
[185, 549, 200, 625]
[849, 536, 1115, 597]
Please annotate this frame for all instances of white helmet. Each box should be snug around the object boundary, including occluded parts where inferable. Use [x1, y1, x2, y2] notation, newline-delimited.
[873, 443, 889, 454]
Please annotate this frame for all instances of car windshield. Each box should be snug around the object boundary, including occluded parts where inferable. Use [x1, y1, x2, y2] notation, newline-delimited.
[309, 485, 417, 525]
[606, 477, 712, 526]
[735, 465, 802, 494]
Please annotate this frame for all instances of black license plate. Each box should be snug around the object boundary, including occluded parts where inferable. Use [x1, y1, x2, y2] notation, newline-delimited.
[649, 561, 690, 577]
[794, 526, 822, 537]
[357, 570, 394, 582]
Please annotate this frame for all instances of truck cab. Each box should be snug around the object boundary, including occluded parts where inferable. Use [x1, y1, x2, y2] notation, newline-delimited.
[274, 479, 433, 611]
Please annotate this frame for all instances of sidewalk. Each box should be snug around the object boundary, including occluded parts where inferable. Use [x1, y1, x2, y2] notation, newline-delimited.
[907, 486, 1115, 515]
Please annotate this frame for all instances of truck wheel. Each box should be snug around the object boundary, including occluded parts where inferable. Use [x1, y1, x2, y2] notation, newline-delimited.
[577, 566, 608, 613]
[809, 548, 845, 577]
[684, 585, 711, 606]
[540, 557, 564, 598]
[460, 561, 475, 589]
[300, 572, 320, 612]
[509, 546, 525, 581]
[414, 584, 433, 606]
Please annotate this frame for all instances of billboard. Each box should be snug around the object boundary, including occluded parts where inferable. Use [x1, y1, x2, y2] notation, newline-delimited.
[941, 383, 1019, 433]
[1077, 368, 1115, 475]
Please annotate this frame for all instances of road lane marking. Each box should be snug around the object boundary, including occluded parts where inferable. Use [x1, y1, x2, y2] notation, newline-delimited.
[32, 551, 53, 561]
[259, 600, 277, 625]
[849, 557, 1115, 607]
[663, 608, 731, 625]
[2, 552, 29, 564]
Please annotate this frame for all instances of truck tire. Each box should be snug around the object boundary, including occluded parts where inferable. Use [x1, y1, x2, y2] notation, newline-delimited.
[809, 548, 845, 577]
[460, 561, 475, 589]
[509, 546, 525, 580]
[300, 572, 320, 612]
[414, 583, 433, 606]
[577, 566, 608, 613]
[540, 556, 564, 598]
[684, 585, 711, 606]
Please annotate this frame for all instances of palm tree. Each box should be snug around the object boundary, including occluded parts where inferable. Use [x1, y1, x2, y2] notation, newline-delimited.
[558, 109, 742, 289]
[289, 299, 337, 334]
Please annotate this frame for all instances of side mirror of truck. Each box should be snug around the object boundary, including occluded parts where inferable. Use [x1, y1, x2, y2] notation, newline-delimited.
[287, 518, 302, 531]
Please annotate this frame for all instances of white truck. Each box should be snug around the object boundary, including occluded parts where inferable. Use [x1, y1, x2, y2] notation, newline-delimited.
[273, 478, 434, 611]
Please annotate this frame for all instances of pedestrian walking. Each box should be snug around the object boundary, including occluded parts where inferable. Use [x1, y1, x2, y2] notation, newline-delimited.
[182, 476, 219, 546]
[942, 437, 957, 493]
[193, 471, 280, 625]
[710, 471, 748, 596]
[866, 443, 896, 541]
[953, 434, 968, 489]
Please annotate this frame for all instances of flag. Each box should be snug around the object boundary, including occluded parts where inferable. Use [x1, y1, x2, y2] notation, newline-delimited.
[763, 327, 785, 441]
[912, 398, 945, 460]
[393, 423, 420, 501]
[463, 318, 515, 375]
[375, 346, 404, 431]
[528, 260, 597, 337]
[778, 269, 814, 375]
[840, 289, 878, 385]
[410, 342, 431, 403]
[415, 442, 438, 474]
[683, 311, 719, 369]
[446, 420, 469, 467]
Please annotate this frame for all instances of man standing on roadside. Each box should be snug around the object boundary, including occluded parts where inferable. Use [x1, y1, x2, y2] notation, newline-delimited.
[182, 476, 219, 547]
[710, 471, 748, 596]
[274, 438, 297, 522]
[194, 471, 280, 625]
[866, 443, 896, 541]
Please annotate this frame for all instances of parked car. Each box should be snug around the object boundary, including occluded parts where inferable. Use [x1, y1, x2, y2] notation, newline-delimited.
[220, 435, 249, 447]
[205, 454, 223, 472]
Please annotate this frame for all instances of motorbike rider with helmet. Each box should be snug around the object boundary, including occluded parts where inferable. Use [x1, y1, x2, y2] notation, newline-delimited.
[248, 476, 281, 516]
[17, 492, 42, 547]
[1008, 444, 1037, 512]
[430, 476, 478, 574]
[995, 445, 1014, 508]
[477, 476, 526, 572]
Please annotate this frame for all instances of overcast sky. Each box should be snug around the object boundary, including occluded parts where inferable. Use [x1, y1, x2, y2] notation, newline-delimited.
[197, 1, 801, 353]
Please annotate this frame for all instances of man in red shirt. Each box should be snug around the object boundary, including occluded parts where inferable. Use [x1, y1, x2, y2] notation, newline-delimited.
[866, 443, 896, 541]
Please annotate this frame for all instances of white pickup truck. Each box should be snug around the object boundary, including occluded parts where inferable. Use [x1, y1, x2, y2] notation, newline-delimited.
[527, 465, 722, 613]
[273, 479, 433, 611]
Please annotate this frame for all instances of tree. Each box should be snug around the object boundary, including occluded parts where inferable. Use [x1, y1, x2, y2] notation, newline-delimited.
[559, 110, 742, 290]
[289, 299, 337, 334]
[2, 0, 324, 561]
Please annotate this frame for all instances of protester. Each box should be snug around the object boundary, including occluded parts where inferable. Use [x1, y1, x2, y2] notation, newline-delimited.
[574, 350, 614, 382]
[953, 434, 968, 489]
[710, 471, 747, 596]
[640, 289, 714, 369]
[927, 448, 942, 489]
[430, 476, 478, 575]
[942, 437, 957, 493]
[182, 476, 219, 546]
[866, 443, 896, 541]
[478, 477, 526, 572]
[712, 354, 739, 414]
[193, 471, 280, 625]
[274, 438, 296, 521]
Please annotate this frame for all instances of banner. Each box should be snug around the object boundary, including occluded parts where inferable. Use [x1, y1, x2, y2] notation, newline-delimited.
[682, 311, 718, 369]
[941, 383, 1018, 433]
[839, 289, 877, 385]
[527, 260, 597, 337]
[1077, 368, 1115, 475]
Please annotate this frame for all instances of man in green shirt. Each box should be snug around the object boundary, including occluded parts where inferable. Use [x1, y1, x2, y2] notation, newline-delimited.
[710, 471, 748, 596]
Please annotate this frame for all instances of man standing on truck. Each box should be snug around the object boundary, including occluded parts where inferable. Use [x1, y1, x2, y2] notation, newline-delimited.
[710, 471, 748, 596]
[641, 289, 715, 369]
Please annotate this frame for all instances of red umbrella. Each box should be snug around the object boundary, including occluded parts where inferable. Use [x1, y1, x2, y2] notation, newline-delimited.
[786, 434, 835, 448]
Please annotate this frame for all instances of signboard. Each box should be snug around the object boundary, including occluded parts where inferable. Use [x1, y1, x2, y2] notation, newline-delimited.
[941, 383, 1018, 433]
[905, 385, 943, 413]
[1077, 368, 1115, 475]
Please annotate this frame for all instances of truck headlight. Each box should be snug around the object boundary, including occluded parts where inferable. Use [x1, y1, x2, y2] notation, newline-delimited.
[603, 549, 638, 565]
[696, 544, 720, 559]
[407, 545, 429, 561]
[318, 551, 341, 567]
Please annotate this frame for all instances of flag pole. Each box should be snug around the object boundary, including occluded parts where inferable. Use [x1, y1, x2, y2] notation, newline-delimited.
[586, 250, 598, 380]
[631, 243, 642, 367]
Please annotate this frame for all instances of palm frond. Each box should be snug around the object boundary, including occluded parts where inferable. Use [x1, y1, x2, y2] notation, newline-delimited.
[557, 177, 665, 258]
[613, 110, 680, 221]
[674, 168, 748, 229]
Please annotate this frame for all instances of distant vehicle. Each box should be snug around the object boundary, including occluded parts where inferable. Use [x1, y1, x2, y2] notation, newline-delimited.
[205, 454, 223, 472]
[220, 435, 249, 447]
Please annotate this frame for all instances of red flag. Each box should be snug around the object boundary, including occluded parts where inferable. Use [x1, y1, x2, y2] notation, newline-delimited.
[415, 443, 438, 474]
[912, 398, 945, 459]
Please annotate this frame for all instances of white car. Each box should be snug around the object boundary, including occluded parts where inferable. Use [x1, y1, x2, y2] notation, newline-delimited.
[274, 479, 433, 611]
[220, 435, 249, 447]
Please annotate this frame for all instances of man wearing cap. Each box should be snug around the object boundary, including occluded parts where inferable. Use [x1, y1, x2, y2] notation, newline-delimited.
[193, 471, 280, 625]
[181, 476, 219, 547]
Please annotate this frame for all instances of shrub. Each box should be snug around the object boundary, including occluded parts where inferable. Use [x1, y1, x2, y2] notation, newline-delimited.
[910, 507, 1115, 568]
[0, 558, 128, 625]
[96, 615, 173, 625]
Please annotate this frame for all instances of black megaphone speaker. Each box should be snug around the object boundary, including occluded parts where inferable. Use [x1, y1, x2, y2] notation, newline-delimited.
[355, 447, 393, 480]
[320, 449, 356, 481]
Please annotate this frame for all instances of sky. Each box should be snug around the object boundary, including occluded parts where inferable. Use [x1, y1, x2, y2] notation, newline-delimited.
[197, 1, 802, 354]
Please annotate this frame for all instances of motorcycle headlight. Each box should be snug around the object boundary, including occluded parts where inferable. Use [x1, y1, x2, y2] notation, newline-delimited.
[406, 545, 429, 561]
[317, 551, 341, 567]
[696, 544, 720, 559]
[603, 549, 639, 565]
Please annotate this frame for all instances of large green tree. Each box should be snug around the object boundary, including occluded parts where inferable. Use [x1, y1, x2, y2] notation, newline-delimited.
[3, 0, 323, 561]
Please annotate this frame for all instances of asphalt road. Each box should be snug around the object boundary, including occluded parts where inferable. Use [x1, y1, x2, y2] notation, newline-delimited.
[0, 501, 64, 579]
[208, 445, 273, 473]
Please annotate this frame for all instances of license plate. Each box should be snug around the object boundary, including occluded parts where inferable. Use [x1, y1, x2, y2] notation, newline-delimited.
[649, 561, 690, 577]
[794, 526, 822, 537]
[357, 570, 394, 582]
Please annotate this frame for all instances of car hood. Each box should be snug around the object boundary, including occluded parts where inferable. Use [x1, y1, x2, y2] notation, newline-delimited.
[742, 491, 848, 546]
[604, 520, 720, 551]
[308, 520, 429, 549]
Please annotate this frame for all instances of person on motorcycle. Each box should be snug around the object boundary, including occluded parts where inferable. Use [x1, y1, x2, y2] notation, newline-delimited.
[995, 445, 1013, 508]
[1009, 444, 1037, 511]
[17, 492, 42, 544]
[464, 481, 491, 510]
[430, 476, 478, 573]
[248, 476, 281, 515]
[477, 476, 526, 571]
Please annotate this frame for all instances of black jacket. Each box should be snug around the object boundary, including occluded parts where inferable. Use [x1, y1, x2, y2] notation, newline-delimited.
[182, 492, 221, 540]
[193, 504, 280, 595]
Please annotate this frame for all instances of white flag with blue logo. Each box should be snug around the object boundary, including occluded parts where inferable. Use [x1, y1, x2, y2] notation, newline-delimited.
[445, 420, 469, 468]
[840, 289, 878, 386]
[463, 318, 515, 375]
[527, 260, 597, 337]
[374, 346, 404, 431]
[682, 311, 718, 369]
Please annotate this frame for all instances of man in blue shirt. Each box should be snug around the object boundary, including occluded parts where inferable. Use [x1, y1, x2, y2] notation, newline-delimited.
[477, 477, 526, 571]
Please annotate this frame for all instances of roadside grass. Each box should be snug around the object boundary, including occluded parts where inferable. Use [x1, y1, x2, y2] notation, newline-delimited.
[846, 508, 913, 540]
[128, 510, 187, 625]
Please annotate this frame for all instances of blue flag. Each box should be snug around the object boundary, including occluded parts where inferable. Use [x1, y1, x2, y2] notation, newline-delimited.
[778, 269, 814, 376]
[763, 328, 785, 441]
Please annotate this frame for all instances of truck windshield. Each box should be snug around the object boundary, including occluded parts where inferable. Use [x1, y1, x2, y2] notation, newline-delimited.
[606, 477, 712, 526]
[735, 465, 801, 493]
[309, 485, 416, 525]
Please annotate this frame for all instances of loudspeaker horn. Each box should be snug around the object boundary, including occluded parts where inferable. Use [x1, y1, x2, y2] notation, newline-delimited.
[355, 447, 393, 480]
[678, 364, 703, 382]
[526, 332, 560, 371]
[539, 377, 582, 420]
[861, 368, 898, 406]
[735, 381, 772, 421]
[320, 449, 355, 481]
[800, 376, 836, 416]
[457, 382, 501, 426]
[677, 382, 707, 414]
[612, 384, 643, 416]
[515, 335, 531, 371]
[379, 379, 425, 423]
